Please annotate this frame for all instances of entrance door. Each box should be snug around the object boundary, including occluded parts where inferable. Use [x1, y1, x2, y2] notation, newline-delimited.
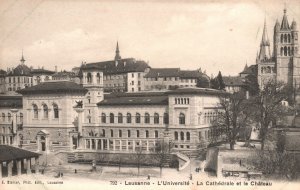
[40, 136, 46, 151]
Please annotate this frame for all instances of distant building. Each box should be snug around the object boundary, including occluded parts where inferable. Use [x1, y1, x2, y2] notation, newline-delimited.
[79, 42, 150, 93]
[144, 68, 208, 91]
[256, 8, 299, 89]
[223, 76, 246, 93]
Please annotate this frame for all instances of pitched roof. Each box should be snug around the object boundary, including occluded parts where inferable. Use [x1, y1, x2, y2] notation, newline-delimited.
[52, 71, 76, 78]
[17, 81, 88, 95]
[81, 58, 150, 74]
[144, 68, 203, 78]
[144, 68, 180, 78]
[0, 95, 22, 108]
[0, 145, 40, 162]
[239, 64, 257, 75]
[7, 64, 31, 76]
[281, 9, 290, 30]
[99, 92, 168, 106]
[166, 87, 229, 96]
[223, 76, 245, 86]
[31, 68, 55, 75]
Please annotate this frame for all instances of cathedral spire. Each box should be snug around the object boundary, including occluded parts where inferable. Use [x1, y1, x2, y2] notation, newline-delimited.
[20, 50, 25, 64]
[114, 41, 121, 61]
[258, 19, 271, 61]
[281, 6, 290, 30]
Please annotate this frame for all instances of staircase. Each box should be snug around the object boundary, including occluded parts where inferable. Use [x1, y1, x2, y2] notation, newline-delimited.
[175, 152, 190, 171]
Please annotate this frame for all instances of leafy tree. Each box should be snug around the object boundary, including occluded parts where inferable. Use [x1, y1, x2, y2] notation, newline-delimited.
[213, 91, 251, 149]
[196, 75, 210, 88]
[211, 71, 225, 90]
[244, 74, 259, 96]
[153, 139, 174, 177]
[132, 146, 143, 176]
[253, 130, 298, 180]
[249, 80, 290, 150]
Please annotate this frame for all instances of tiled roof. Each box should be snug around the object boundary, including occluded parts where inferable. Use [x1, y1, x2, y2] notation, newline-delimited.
[52, 71, 76, 78]
[7, 64, 31, 76]
[223, 76, 245, 86]
[17, 81, 88, 95]
[144, 68, 203, 78]
[166, 87, 229, 96]
[0, 145, 40, 162]
[0, 69, 6, 77]
[0, 95, 22, 108]
[31, 68, 55, 75]
[239, 64, 257, 75]
[81, 58, 150, 74]
[99, 91, 168, 106]
[144, 68, 180, 78]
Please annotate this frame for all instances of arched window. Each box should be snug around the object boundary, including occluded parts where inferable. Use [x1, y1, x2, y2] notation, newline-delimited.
[110, 113, 114, 123]
[179, 113, 185, 125]
[102, 129, 105, 137]
[118, 113, 123, 123]
[127, 113, 132, 123]
[180, 132, 184, 141]
[186, 132, 190, 141]
[20, 113, 23, 122]
[155, 130, 158, 138]
[146, 130, 149, 138]
[33, 104, 38, 119]
[8, 113, 11, 122]
[2, 113, 5, 122]
[281, 47, 284, 56]
[163, 113, 169, 124]
[119, 130, 122, 137]
[284, 34, 287, 43]
[96, 73, 101, 84]
[184, 98, 186, 104]
[154, 113, 159, 124]
[174, 132, 178, 140]
[87, 72, 92, 83]
[111, 129, 114, 137]
[288, 47, 291, 56]
[101, 113, 106, 123]
[43, 104, 48, 119]
[137, 130, 140, 138]
[144, 113, 150, 124]
[187, 98, 190, 104]
[136, 113, 141, 123]
[53, 104, 59, 119]
[284, 46, 287, 56]
[281, 34, 283, 43]
[288, 34, 291, 43]
[175, 98, 177, 104]
[128, 130, 131, 137]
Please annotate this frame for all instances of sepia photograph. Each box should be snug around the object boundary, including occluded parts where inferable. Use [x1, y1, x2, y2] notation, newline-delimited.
[0, 0, 300, 189]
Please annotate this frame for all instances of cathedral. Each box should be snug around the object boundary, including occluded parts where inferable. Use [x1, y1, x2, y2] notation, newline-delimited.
[257, 8, 299, 89]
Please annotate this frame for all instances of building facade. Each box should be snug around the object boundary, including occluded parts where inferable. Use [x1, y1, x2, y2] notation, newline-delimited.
[257, 8, 299, 89]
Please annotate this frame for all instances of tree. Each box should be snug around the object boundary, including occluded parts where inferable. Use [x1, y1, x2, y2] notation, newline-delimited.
[213, 91, 251, 149]
[132, 146, 143, 176]
[253, 129, 299, 180]
[244, 74, 259, 96]
[211, 71, 225, 90]
[250, 80, 290, 150]
[153, 139, 174, 177]
[196, 74, 210, 88]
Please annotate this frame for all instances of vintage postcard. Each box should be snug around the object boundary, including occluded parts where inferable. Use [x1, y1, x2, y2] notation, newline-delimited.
[0, 0, 299, 190]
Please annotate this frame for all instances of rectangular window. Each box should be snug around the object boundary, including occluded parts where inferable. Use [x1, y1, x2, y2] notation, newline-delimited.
[132, 73, 134, 78]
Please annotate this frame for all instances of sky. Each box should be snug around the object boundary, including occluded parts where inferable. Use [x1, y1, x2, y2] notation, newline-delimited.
[0, 0, 299, 77]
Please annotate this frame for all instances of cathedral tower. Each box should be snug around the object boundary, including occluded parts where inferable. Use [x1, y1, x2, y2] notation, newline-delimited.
[274, 8, 299, 87]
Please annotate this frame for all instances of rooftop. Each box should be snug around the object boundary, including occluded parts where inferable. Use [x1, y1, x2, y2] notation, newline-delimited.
[223, 76, 245, 86]
[144, 68, 204, 78]
[0, 95, 22, 108]
[17, 81, 88, 95]
[0, 145, 40, 162]
[81, 58, 150, 74]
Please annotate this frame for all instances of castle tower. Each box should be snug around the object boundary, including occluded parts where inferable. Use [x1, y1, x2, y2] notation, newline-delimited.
[274, 8, 299, 87]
